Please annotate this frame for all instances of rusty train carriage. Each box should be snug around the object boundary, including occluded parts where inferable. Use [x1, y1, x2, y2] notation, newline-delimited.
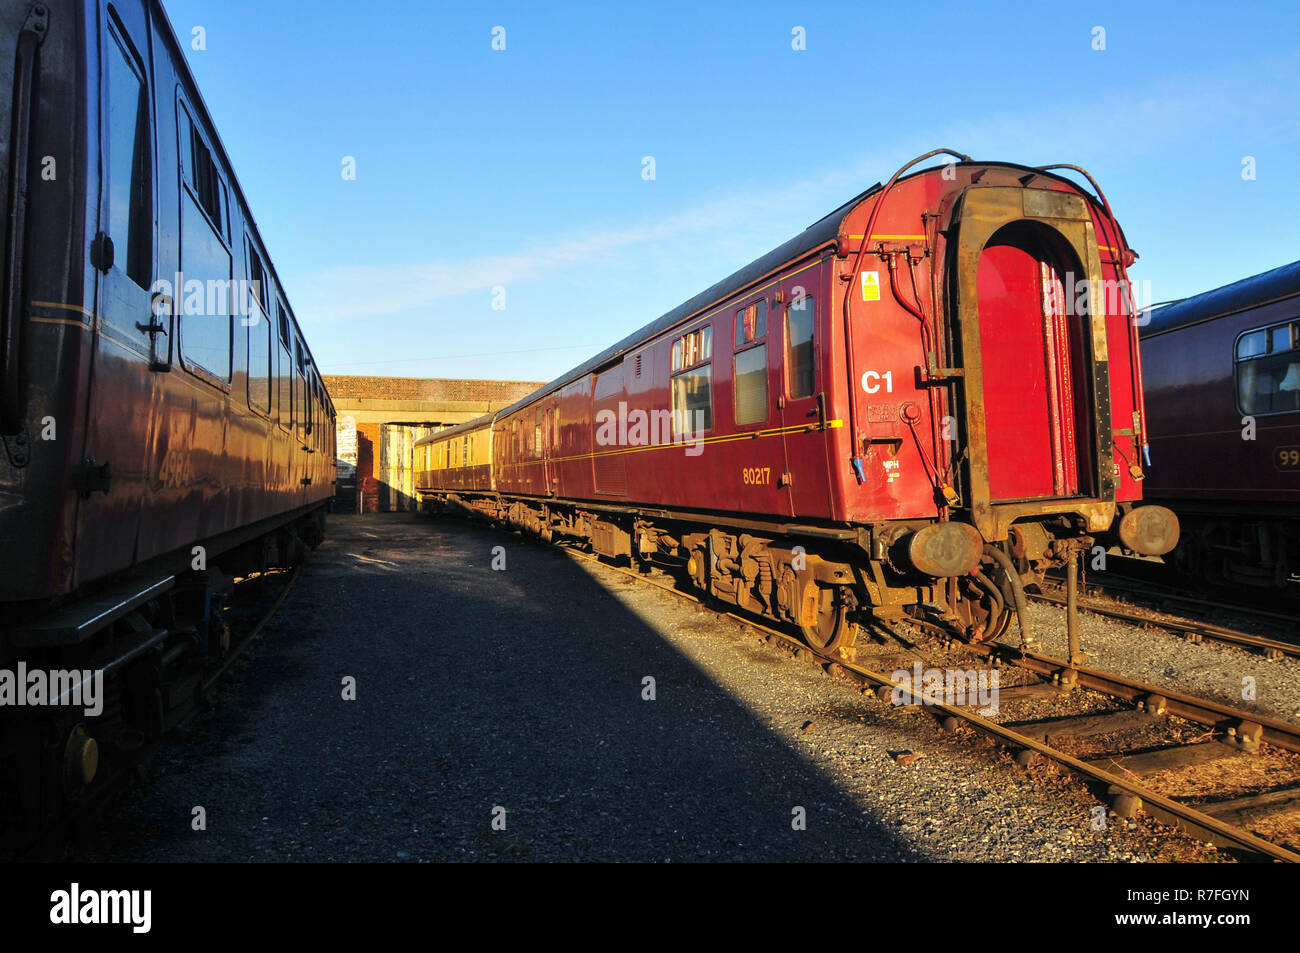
[1, 0, 335, 854]
[416, 151, 1179, 652]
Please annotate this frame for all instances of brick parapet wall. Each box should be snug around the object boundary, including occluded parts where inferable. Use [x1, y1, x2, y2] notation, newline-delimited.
[323, 376, 545, 404]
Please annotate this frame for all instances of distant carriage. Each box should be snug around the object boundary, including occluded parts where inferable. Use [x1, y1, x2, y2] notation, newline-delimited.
[1140, 261, 1300, 592]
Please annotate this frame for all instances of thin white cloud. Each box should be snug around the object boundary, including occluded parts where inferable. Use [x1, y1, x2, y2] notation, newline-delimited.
[290, 49, 1299, 330]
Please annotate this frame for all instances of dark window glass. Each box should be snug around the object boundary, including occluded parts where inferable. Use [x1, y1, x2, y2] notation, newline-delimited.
[106, 26, 151, 288]
[179, 192, 232, 378]
[277, 300, 292, 427]
[189, 132, 225, 235]
[785, 293, 815, 399]
[246, 245, 271, 413]
[293, 338, 306, 435]
[247, 247, 267, 309]
[1236, 322, 1300, 416]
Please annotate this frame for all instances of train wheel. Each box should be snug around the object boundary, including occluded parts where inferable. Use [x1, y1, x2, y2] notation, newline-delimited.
[799, 584, 854, 652]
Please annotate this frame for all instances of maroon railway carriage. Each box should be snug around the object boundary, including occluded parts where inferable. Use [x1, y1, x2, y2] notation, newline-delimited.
[1, 0, 335, 855]
[416, 151, 1178, 651]
[1140, 260, 1300, 591]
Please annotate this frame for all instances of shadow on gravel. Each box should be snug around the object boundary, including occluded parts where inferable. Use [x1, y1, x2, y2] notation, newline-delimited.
[82, 512, 917, 862]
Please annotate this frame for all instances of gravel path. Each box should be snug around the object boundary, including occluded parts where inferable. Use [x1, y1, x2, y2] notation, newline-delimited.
[82, 514, 1219, 862]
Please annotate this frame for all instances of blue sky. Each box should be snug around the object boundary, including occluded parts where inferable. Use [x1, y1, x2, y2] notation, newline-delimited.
[161, 0, 1300, 383]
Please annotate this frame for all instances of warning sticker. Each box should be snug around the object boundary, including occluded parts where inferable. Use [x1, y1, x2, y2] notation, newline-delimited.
[860, 271, 880, 301]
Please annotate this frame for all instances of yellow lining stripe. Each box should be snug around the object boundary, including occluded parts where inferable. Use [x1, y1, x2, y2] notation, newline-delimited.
[491, 419, 845, 469]
[31, 300, 95, 318]
[29, 315, 92, 329]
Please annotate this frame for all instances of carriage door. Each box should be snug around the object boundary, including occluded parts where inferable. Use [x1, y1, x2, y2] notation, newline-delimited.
[78, 0, 159, 583]
[976, 224, 1085, 501]
[543, 405, 558, 495]
[952, 186, 1111, 540]
[777, 270, 833, 519]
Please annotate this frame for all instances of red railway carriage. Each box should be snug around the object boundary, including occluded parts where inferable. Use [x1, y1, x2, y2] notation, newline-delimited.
[1140, 260, 1300, 591]
[2, 0, 334, 855]
[417, 151, 1178, 649]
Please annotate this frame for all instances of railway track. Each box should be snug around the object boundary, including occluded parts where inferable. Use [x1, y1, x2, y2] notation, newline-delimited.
[30, 566, 303, 862]
[563, 545, 1300, 862]
[1031, 582, 1300, 662]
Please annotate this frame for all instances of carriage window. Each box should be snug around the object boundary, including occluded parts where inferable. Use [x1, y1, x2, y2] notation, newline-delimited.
[292, 338, 306, 434]
[672, 366, 713, 435]
[1236, 321, 1300, 416]
[671, 324, 713, 434]
[734, 345, 768, 425]
[246, 242, 272, 414]
[735, 299, 767, 348]
[179, 194, 232, 379]
[247, 249, 267, 310]
[105, 22, 151, 289]
[785, 293, 815, 399]
[189, 133, 225, 237]
[1270, 323, 1296, 353]
[276, 299, 292, 427]
[734, 300, 768, 425]
[303, 360, 313, 435]
[177, 100, 232, 380]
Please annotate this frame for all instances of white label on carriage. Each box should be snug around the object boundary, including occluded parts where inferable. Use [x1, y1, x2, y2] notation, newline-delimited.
[861, 271, 880, 301]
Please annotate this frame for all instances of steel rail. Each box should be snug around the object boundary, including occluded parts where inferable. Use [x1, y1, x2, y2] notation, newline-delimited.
[1030, 587, 1299, 661]
[563, 546, 1299, 862]
[992, 646, 1300, 755]
[200, 565, 302, 693]
[1041, 568, 1300, 628]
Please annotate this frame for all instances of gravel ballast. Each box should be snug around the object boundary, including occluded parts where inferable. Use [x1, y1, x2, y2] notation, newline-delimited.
[83, 514, 1223, 862]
